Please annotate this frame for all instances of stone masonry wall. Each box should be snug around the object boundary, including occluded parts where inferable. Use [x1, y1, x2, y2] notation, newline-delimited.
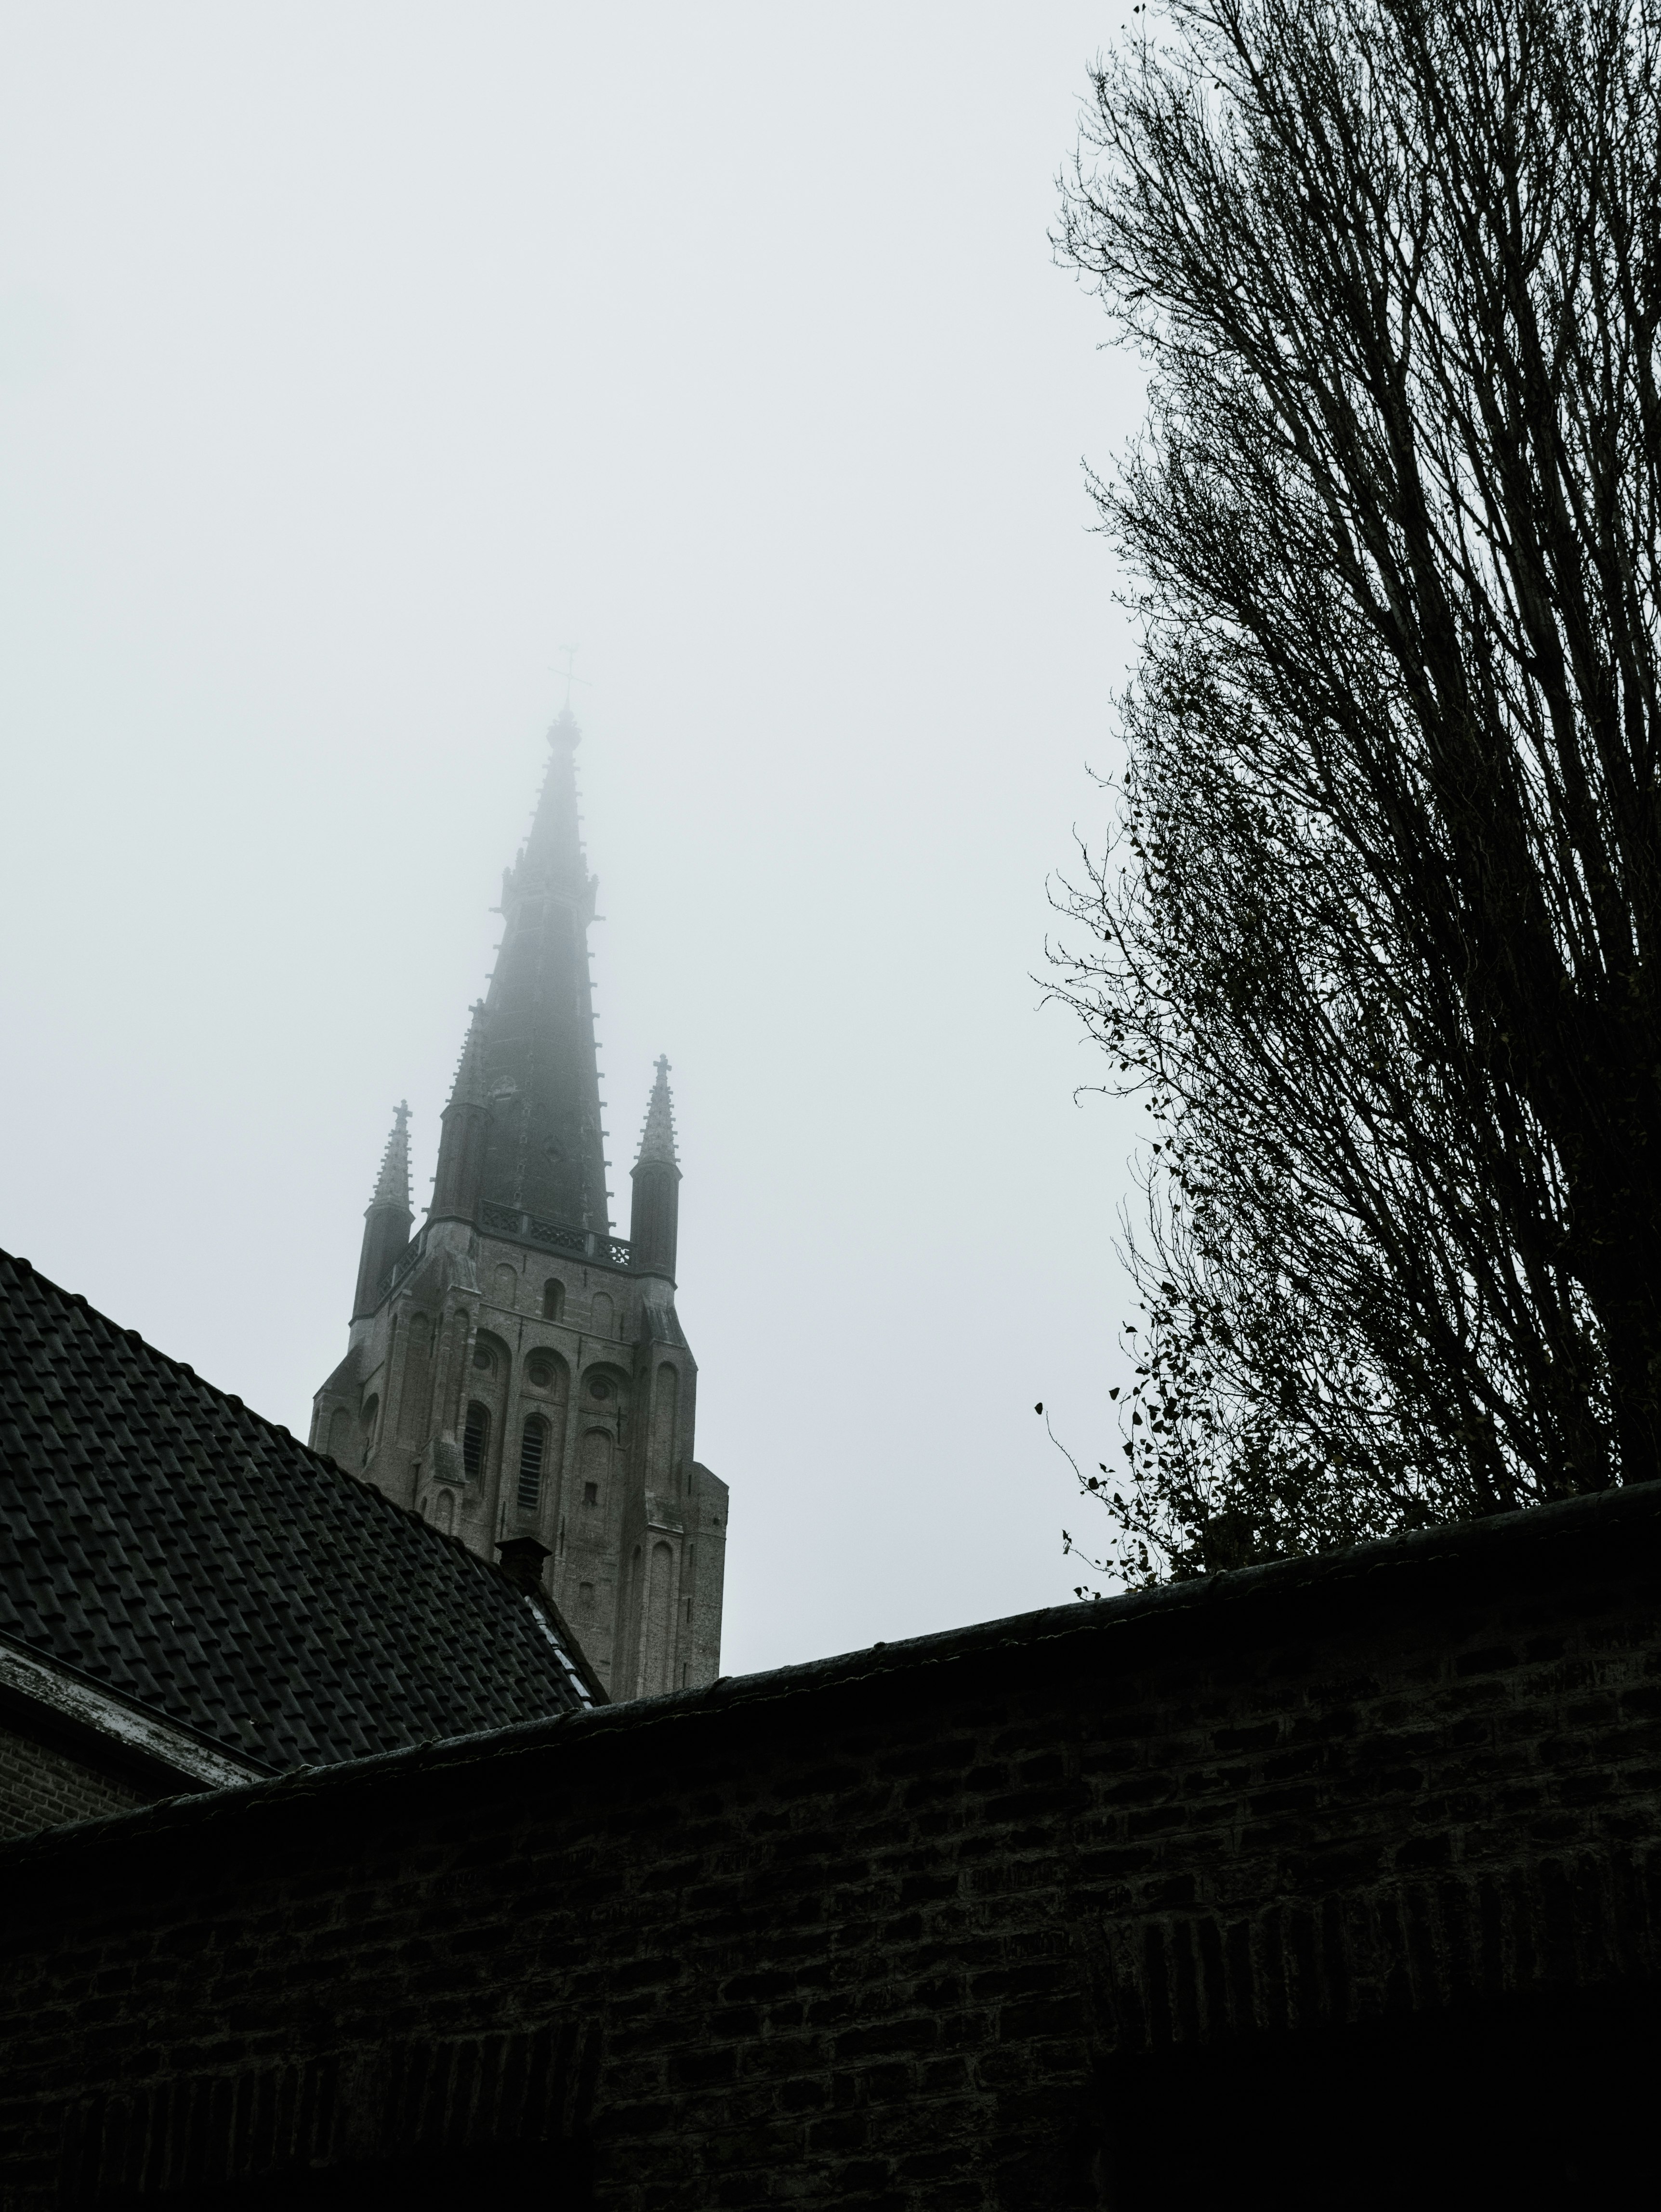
[1, 1487, 1660, 2209]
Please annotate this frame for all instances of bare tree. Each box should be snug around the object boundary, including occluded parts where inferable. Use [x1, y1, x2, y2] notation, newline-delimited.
[1053, 0, 1661, 1583]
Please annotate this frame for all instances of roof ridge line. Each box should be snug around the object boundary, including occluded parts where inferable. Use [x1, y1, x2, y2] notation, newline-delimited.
[3, 1476, 1654, 1870]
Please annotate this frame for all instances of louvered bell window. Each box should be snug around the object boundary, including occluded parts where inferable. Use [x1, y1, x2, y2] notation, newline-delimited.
[517, 1418, 546, 1514]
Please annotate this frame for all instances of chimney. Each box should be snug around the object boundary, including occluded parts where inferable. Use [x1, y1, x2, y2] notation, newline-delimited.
[496, 1535, 551, 1596]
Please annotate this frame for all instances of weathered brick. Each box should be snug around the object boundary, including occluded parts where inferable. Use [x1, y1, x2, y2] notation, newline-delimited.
[3, 1488, 1660, 2205]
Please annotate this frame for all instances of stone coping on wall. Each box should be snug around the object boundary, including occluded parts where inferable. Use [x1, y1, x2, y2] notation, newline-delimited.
[4, 1477, 1656, 1878]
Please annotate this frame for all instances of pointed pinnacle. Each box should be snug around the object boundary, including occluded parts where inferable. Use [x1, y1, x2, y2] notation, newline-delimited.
[370, 1099, 413, 1212]
[447, 1003, 490, 1111]
[634, 1056, 679, 1170]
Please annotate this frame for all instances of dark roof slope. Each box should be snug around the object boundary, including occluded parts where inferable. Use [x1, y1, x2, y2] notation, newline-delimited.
[0, 1249, 594, 1771]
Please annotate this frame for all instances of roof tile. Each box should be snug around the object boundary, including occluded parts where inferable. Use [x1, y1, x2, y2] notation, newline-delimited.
[0, 1249, 589, 1769]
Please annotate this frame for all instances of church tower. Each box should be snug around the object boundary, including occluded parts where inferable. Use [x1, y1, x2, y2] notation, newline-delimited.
[310, 712, 727, 1698]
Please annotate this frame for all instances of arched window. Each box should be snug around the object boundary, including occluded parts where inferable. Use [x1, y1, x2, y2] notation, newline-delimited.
[579, 1427, 612, 1507]
[526, 1348, 567, 1396]
[359, 1394, 380, 1467]
[462, 1399, 490, 1480]
[543, 1279, 564, 1322]
[591, 1291, 614, 1338]
[494, 1262, 518, 1306]
[326, 1406, 350, 1463]
[435, 1490, 455, 1535]
[517, 1417, 547, 1514]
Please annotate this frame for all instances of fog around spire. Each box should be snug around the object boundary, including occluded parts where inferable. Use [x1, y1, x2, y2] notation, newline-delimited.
[453, 718, 611, 1232]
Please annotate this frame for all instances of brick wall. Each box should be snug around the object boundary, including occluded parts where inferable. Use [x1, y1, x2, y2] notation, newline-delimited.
[2, 1487, 1660, 2210]
[0, 1717, 152, 1842]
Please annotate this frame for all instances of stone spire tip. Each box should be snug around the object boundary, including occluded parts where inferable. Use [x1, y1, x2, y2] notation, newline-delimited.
[370, 1100, 413, 1213]
[634, 1057, 679, 1171]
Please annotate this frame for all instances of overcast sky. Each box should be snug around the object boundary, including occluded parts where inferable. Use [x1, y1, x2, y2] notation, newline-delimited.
[0, 4, 1147, 1677]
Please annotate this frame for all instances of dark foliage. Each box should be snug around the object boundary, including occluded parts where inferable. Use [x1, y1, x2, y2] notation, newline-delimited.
[1053, 0, 1661, 1584]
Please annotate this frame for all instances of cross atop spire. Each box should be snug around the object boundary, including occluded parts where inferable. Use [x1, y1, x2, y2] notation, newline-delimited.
[553, 644, 591, 714]
[370, 1102, 412, 1211]
[635, 1056, 679, 1170]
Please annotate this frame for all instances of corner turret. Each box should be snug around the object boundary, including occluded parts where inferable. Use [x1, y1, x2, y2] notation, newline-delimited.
[629, 1058, 681, 1284]
[431, 1004, 489, 1224]
[352, 1103, 413, 1318]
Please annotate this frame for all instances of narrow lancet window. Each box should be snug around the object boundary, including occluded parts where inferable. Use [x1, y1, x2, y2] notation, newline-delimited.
[517, 1418, 547, 1514]
[462, 1400, 490, 1480]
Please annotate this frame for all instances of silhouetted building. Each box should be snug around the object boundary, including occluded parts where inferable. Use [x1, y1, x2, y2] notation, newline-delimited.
[0, 1251, 599, 1842]
[309, 711, 726, 1698]
[4, 1485, 1657, 2206]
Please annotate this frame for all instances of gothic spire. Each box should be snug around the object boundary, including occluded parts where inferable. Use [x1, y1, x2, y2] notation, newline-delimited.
[431, 1003, 490, 1224]
[353, 1102, 414, 1319]
[461, 713, 610, 1232]
[448, 1002, 489, 1111]
[370, 1101, 412, 1211]
[629, 1058, 681, 1282]
[635, 1057, 679, 1170]
[515, 707, 591, 897]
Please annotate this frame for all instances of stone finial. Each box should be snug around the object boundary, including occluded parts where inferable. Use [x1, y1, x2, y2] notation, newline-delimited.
[635, 1057, 679, 1171]
[369, 1102, 412, 1213]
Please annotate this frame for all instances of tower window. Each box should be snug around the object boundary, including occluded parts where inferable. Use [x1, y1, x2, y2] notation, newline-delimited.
[472, 1343, 494, 1373]
[526, 1349, 561, 1391]
[582, 1481, 598, 1506]
[517, 1418, 547, 1515]
[543, 1280, 564, 1321]
[462, 1400, 490, 1480]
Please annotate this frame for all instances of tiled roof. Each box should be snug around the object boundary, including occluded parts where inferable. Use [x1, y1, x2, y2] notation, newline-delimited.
[0, 1249, 594, 1772]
